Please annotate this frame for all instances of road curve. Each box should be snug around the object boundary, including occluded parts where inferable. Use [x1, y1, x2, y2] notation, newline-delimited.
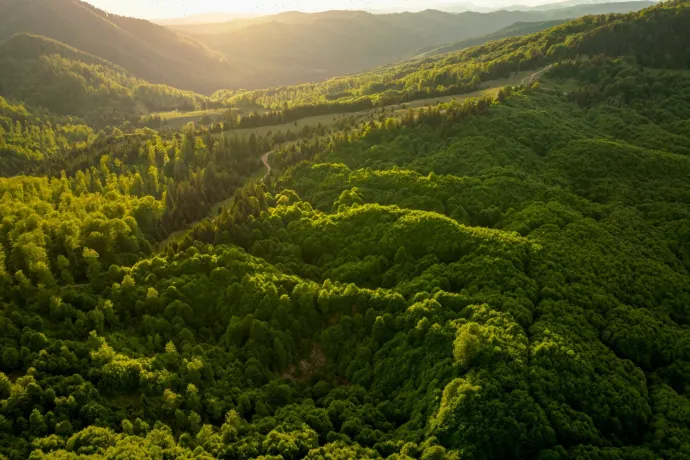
[521, 65, 553, 86]
[261, 140, 299, 181]
[261, 151, 273, 180]
[251, 67, 552, 187]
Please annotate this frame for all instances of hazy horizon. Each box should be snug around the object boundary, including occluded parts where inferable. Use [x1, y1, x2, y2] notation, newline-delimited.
[84, 0, 595, 20]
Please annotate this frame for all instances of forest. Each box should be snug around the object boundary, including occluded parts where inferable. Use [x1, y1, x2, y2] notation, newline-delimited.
[0, 0, 689, 459]
[0, 0, 654, 92]
[214, 0, 690, 115]
[167, 1, 653, 89]
[417, 19, 569, 57]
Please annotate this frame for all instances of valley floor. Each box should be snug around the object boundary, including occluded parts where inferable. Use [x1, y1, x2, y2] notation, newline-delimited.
[153, 68, 549, 138]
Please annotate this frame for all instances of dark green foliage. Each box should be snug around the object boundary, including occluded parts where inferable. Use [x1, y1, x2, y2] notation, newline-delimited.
[173, 2, 653, 90]
[214, 0, 689, 118]
[0, 34, 213, 127]
[0, 0, 231, 93]
[1, 1, 690, 459]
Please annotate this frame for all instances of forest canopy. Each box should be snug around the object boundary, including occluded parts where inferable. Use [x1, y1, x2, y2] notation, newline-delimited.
[0, 1, 689, 459]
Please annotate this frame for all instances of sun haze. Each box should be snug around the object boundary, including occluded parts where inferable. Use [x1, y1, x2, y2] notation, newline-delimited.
[84, 0, 557, 19]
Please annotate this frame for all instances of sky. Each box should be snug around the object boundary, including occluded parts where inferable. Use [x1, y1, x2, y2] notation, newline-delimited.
[83, 0, 563, 19]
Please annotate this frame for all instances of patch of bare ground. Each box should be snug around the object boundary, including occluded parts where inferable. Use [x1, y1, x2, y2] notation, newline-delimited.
[282, 345, 327, 382]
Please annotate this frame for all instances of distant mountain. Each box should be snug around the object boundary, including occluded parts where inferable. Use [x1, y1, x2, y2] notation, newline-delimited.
[0, 0, 238, 93]
[515, 0, 660, 11]
[435, 0, 659, 13]
[0, 0, 656, 93]
[171, 1, 654, 89]
[430, 2, 504, 13]
[0, 33, 210, 126]
[155, 12, 260, 26]
[418, 19, 570, 56]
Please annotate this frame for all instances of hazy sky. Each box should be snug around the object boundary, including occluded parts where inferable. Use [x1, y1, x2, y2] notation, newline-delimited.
[84, 0, 561, 19]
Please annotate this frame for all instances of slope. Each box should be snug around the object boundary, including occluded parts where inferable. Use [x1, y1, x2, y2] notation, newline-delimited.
[2, 40, 690, 460]
[211, 0, 688, 120]
[0, 33, 214, 127]
[418, 19, 570, 56]
[0, 0, 236, 93]
[0, 1, 689, 459]
[170, 2, 653, 89]
[498, 0, 654, 10]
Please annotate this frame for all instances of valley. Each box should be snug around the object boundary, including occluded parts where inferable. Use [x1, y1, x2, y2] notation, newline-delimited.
[0, 1, 689, 459]
[152, 67, 549, 135]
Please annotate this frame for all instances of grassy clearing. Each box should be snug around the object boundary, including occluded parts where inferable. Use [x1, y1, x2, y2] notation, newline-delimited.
[156, 108, 228, 120]
[152, 109, 230, 129]
[150, 69, 546, 135]
[150, 106, 275, 129]
[155, 68, 551, 251]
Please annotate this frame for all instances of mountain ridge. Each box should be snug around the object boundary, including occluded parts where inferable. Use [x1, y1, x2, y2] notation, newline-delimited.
[0, 1, 689, 459]
[0, 0, 236, 93]
[0, 32, 214, 126]
[0, 0, 656, 92]
[169, 1, 654, 89]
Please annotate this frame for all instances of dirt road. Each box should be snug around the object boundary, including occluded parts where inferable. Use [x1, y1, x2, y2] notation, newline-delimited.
[261, 150, 273, 180]
[521, 65, 553, 86]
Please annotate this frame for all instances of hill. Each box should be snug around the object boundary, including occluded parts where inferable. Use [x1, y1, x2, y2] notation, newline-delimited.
[0, 0, 237, 93]
[168, 2, 653, 89]
[438, 0, 659, 13]
[209, 0, 687, 120]
[418, 19, 570, 56]
[512, 0, 659, 10]
[0, 0, 653, 92]
[0, 1, 689, 459]
[0, 33, 214, 127]
[155, 12, 259, 26]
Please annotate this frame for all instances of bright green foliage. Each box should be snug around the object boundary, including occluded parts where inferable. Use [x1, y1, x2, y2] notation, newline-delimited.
[0, 0, 231, 94]
[213, 0, 690, 119]
[1, 1, 690, 459]
[0, 96, 93, 175]
[0, 34, 214, 127]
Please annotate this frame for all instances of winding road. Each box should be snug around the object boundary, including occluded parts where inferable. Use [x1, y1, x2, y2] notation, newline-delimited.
[521, 65, 553, 86]
[261, 150, 274, 181]
[256, 65, 554, 182]
[261, 140, 300, 181]
[153, 66, 556, 253]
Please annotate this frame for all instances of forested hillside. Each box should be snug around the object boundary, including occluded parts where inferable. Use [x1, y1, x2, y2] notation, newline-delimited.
[0, 0, 653, 92]
[418, 19, 569, 56]
[0, 0, 234, 93]
[214, 0, 688, 120]
[173, 1, 653, 89]
[0, 0, 689, 459]
[0, 34, 214, 128]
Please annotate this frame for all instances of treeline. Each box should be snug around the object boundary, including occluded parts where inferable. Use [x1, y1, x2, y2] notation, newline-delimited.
[3, 68, 689, 457]
[0, 34, 222, 128]
[0, 100, 366, 288]
[211, 0, 690, 121]
[231, 99, 376, 129]
[1, 1, 690, 459]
